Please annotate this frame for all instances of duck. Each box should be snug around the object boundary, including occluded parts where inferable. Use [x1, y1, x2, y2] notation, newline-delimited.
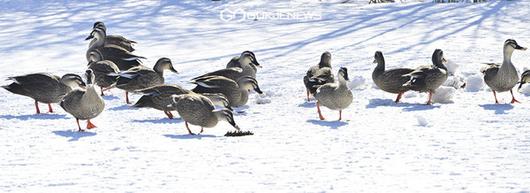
[134, 84, 231, 119]
[482, 39, 527, 103]
[403, 49, 448, 105]
[113, 57, 178, 104]
[314, 67, 353, 121]
[371, 51, 415, 103]
[170, 93, 240, 135]
[60, 69, 105, 131]
[87, 60, 120, 96]
[303, 51, 334, 101]
[91, 21, 136, 52]
[191, 75, 263, 107]
[226, 51, 261, 78]
[2, 73, 85, 114]
[518, 70, 530, 91]
[86, 28, 145, 71]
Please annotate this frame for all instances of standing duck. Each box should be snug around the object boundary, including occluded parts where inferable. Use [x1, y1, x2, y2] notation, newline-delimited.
[191, 76, 263, 107]
[113, 57, 178, 104]
[518, 70, 530, 91]
[314, 67, 353, 121]
[226, 51, 261, 78]
[372, 51, 414, 103]
[86, 28, 145, 71]
[87, 60, 119, 96]
[303, 51, 334, 101]
[2, 73, 85, 114]
[403, 49, 449, 105]
[60, 69, 105, 131]
[171, 93, 240, 135]
[482, 39, 527, 103]
[91, 21, 136, 52]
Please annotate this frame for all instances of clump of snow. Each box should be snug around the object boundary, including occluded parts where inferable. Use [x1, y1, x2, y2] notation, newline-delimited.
[465, 74, 484, 92]
[519, 84, 530, 96]
[443, 75, 466, 89]
[347, 75, 366, 90]
[415, 115, 429, 127]
[255, 93, 271, 104]
[432, 86, 456, 104]
[445, 59, 459, 75]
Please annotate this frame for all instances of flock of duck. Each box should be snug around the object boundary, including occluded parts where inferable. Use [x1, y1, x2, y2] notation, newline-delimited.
[2, 22, 530, 137]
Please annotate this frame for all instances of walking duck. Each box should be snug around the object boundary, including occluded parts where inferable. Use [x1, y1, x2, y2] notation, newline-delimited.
[482, 39, 527, 103]
[314, 67, 353, 121]
[372, 51, 414, 103]
[304, 51, 334, 101]
[403, 49, 448, 105]
[60, 69, 105, 131]
[3, 73, 85, 114]
[171, 93, 240, 135]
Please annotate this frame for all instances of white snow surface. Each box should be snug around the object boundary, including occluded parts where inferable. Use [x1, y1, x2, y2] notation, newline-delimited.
[1, 1, 530, 192]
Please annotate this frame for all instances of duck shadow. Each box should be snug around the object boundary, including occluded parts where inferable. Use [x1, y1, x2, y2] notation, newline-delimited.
[0, 113, 68, 120]
[132, 117, 182, 124]
[52, 130, 97, 142]
[107, 105, 132, 111]
[479, 104, 513, 114]
[298, 101, 316, 108]
[163, 134, 218, 139]
[307, 119, 348, 129]
[102, 95, 120, 100]
[366, 99, 440, 111]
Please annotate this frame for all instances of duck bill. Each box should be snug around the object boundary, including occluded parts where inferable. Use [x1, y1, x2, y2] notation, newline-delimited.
[373, 59, 377, 64]
[253, 85, 264, 94]
[515, 44, 527, 50]
[170, 66, 179, 74]
[85, 34, 94, 41]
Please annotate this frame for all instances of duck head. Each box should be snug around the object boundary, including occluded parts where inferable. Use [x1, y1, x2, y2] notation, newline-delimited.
[373, 51, 385, 69]
[87, 50, 103, 63]
[85, 28, 106, 41]
[214, 108, 240, 130]
[92, 21, 107, 31]
[85, 69, 96, 85]
[505, 39, 527, 52]
[60, 73, 86, 89]
[242, 51, 260, 68]
[431, 49, 447, 70]
[319, 51, 332, 67]
[154, 57, 178, 75]
[338, 67, 349, 81]
[237, 76, 263, 94]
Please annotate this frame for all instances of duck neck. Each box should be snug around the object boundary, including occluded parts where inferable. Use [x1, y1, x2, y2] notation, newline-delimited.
[338, 76, 348, 89]
[319, 60, 331, 68]
[374, 58, 385, 72]
[502, 47, 514, 67]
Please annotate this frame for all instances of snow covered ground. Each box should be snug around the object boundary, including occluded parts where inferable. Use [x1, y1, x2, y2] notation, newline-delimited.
[1, 0, 530, 192]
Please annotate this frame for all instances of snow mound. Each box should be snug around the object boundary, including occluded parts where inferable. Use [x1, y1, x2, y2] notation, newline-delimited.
[415, 115, 429, 127]
[443, 75, 466, 89]
[519, 84, 530, 96]
[465, 74, 484, 92]
[347, 75, 366, 90]
[445, 59, 459, 75]
[255, 93, 272, 104]
[433, 86, 456, 104]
